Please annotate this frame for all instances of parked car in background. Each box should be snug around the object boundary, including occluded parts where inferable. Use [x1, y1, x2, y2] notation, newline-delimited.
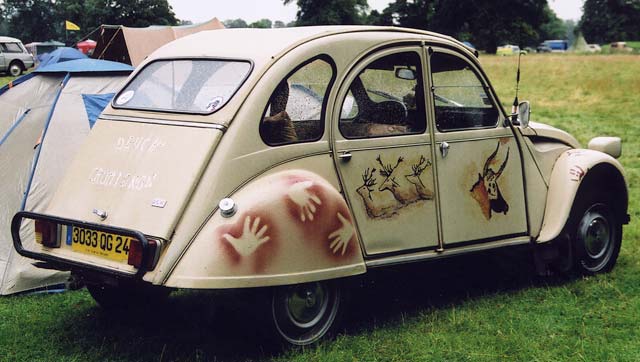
[610, 42, 633, 53]
[536, 43, 552, 53]
[12, 26, 629, 347]
[497, 44, 526, 56]
[0, 36, 35, 76]
[541, 40, 569, 52]
[586, 44, 602, 53]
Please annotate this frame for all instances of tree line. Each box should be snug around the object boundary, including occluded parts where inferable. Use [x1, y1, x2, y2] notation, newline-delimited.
[1, 0, 638, 52]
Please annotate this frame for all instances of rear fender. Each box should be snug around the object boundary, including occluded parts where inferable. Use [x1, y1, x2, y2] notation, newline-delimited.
[165, 170, 365, 288]
[536, 149, 627, 243]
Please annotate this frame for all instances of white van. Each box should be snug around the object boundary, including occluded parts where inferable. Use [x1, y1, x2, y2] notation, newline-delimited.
[0, 36, 35, 76]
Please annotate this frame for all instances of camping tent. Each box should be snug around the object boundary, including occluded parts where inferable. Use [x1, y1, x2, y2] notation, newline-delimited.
[37, 47, 87, 68]
[0, 58, 133, 295]
[91, 17, 224, 66]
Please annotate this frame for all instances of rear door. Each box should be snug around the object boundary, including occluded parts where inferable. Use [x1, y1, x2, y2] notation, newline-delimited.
[334, 46, 439, 256]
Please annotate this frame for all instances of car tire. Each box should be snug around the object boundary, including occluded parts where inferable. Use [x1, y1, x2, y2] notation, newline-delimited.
[86, 282, 171, 310]
[569, 193, 622, 274]
[269, 279, 345, 347]
[8, 62, 23, 77]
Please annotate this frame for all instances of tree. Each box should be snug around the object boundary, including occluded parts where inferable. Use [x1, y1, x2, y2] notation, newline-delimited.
[223, 18, 248, 28]
[273, 20, 286, 28]
[539, 5, 567, 41]
[283, 0, 369, 26]
[2, 0, 59, 43]
[2, 0, 178, 44]
[376, 0, 548, 53]
[249, 18, 273, 28]
[580, 0, 640, 43]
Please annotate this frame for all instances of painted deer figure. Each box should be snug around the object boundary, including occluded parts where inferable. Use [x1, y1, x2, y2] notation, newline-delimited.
[470, 142, 510, 219]
[405, 155, 433, 200]
[356, 168, 382, 218]
[377, 155, 411, 201]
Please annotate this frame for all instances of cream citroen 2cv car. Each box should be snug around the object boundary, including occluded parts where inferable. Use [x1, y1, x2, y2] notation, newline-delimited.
[12, 26, 629, 346]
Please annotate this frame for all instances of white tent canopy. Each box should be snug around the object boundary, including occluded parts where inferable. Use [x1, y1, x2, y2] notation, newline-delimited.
[0, 59, 133, 295]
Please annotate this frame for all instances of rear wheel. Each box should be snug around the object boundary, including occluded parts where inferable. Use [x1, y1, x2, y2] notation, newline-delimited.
[270, 280, 344, 346]
[87, 282, 171, 310]
[8, 62, 23, 77]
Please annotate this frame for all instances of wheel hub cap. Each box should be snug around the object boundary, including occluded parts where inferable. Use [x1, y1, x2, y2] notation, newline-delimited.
[286, 283, 327, 328]
[584, 217, 610, 259]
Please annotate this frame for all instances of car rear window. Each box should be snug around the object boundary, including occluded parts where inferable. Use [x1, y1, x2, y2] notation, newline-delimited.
[114, 59, 251, 114]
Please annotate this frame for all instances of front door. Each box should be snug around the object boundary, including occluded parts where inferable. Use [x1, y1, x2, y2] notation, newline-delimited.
[334, 47, 439, 256]
[427, 49, 528, 245]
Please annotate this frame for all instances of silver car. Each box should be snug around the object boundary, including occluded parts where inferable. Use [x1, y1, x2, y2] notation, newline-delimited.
[0, 36, 35, 76]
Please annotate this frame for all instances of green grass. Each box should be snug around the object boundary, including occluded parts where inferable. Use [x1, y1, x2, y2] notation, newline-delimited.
[1, 74, 17, 86]
[1, 54, 639, 362]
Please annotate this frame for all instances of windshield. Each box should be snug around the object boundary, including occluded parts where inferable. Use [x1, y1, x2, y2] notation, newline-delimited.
[114, 59, 251, 114]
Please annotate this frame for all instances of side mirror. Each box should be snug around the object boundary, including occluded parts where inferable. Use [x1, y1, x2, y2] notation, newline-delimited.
[395, 68, 416, 80]
[518, 101, 531, 128]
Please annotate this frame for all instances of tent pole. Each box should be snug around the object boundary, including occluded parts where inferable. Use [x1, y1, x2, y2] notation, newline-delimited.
[20, 73, 71, 212]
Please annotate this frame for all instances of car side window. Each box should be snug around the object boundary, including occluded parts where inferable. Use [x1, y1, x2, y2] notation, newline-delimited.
[430, 52, 499, 131]
[260, 57, 334, 146]
[1, 43, 23, 53]
[339, 51, 426, 139]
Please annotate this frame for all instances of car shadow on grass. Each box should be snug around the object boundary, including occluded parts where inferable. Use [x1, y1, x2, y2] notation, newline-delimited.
[46, 245, 576, 362]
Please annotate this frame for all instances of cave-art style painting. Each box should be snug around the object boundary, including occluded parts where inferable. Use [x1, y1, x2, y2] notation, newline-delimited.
[356, 154, 433, 219]
[470, 142, 510, 220]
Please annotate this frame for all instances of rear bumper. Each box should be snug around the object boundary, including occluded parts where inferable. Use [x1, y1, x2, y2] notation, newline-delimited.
[12, 211, 152, 279]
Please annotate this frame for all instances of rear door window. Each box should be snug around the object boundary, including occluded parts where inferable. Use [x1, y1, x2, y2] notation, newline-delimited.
[1, 43, 24, 53]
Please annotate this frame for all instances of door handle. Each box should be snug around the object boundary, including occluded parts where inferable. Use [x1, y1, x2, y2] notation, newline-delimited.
[338, 151, 352, 161]
[440, 142, 450, 158]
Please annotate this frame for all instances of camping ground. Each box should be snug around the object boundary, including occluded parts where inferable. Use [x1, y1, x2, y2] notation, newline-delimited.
[0, 54, 638, 362]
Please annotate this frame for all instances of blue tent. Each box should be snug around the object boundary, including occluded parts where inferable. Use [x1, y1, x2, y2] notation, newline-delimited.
[0, 58, 133, 295]
[36, 47, 87, 69]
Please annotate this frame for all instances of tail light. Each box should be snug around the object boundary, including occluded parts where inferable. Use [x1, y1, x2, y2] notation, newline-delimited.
[127, 238, 160, 270]
[34, 219, 60, 248]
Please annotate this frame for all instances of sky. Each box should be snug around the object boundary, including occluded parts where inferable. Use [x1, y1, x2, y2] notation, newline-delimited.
[169, 0, 584, 24]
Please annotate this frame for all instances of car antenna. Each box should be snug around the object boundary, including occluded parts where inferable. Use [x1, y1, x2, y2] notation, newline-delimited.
[511, 51, 522, 123]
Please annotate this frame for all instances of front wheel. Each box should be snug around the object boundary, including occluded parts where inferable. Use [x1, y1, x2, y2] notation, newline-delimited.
[574, 202, 621, 273]
[271, 280, 344, 346]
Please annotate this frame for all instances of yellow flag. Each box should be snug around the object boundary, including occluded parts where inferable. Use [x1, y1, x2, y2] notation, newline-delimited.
[65, 20, 80, 31]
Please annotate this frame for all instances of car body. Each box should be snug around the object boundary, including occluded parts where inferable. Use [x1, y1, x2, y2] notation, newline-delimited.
[541, 39, 569, 52]
[586, 44, 602, 53]
[0, 36, 35, 76]
[536, 43, 552, 53]
[610, 42, 633, 52]
[13, 26, 629, 346]
[497, 44, 526, 56]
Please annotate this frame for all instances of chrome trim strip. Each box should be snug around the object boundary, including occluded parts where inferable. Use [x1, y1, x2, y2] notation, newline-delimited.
[365, 236, 531, 268]
[99, 115, 227, 130]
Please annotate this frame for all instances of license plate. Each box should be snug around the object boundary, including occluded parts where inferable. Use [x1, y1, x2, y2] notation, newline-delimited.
[68, 226, 133, 262]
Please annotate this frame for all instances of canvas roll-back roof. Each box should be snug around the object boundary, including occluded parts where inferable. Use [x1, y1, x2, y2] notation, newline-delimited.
[147, 26, 459, 64]
[106, 26, 466, 123]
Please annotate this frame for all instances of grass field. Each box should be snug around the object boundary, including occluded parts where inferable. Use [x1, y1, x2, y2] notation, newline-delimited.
[1, 54, 639, 362]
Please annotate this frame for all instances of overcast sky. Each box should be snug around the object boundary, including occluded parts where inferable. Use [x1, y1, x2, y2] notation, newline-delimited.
[168, 0, 584, 24]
